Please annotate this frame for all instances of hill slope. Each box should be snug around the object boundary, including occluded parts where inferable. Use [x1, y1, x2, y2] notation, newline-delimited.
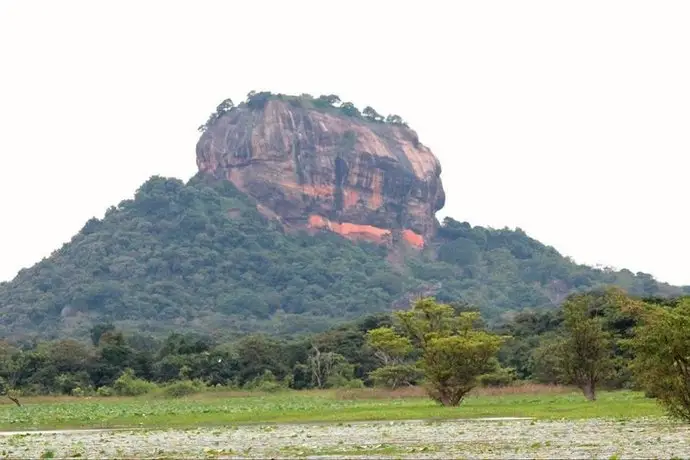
[0, 174, 681, 342]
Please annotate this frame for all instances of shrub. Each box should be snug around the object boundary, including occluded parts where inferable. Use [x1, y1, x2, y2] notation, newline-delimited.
[244, 370, 286, 393]
[112, 369, 157, 396]
[478, 365, 518, 387]
[71, 387, 85, 397]
[96, 386, 114, 397]
[162, 380, 205, 398]
[341, 378, 365, 389]
[55, 372, 91, 395]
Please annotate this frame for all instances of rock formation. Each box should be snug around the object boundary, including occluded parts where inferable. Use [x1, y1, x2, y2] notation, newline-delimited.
[196, 94, 445, 247]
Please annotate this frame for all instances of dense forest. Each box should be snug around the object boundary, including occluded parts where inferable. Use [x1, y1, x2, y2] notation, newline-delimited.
[0, 174, 684, 343]
[1, 291, 688, 407]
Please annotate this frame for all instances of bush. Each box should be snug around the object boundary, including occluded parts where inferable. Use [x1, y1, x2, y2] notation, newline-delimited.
[71, 387, 85, 397]
[244, 370, 286, 393]
[55, 372, 92, 395]
[112, 369, 157, 396]
[478, 366, 517, 387]
[162, 380, 205, 398]
[96, 386, 114, 397]
[341, 378, 365, 389]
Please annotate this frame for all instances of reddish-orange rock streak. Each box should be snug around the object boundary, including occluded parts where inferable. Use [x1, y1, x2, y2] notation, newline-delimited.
[402, 229, 425, 248]
[308, 215, 391, 244]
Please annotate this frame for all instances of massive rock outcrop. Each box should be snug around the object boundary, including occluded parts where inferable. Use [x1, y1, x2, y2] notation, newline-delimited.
[196, 95, 445, 247]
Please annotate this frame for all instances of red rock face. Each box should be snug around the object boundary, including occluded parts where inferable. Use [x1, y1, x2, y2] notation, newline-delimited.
[196, 99, 445, 247]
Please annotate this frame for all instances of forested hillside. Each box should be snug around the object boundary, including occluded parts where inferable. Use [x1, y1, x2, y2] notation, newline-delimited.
[0, 174, 682, 342]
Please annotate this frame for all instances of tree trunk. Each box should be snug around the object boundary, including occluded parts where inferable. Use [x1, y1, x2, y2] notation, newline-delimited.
[582, 382, 596, 401]
[7, 395, 21, 407]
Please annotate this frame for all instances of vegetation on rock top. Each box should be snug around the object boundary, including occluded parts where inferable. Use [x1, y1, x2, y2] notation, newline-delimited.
[197, 91, 410, 133]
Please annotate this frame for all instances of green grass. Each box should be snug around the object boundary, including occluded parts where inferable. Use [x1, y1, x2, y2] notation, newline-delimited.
[0, 389, 663, 431]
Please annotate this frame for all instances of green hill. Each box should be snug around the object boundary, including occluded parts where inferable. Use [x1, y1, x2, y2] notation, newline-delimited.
[0, 174, 682, 342]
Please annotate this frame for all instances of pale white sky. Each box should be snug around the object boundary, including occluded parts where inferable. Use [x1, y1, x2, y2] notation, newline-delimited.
[1, 1, 688, 285]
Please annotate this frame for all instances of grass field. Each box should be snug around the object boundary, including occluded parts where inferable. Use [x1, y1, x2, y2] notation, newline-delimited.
[0, 385, 665, 431]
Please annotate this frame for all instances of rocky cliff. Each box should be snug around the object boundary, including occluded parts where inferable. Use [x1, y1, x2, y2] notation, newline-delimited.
[195, 94, 445, 247]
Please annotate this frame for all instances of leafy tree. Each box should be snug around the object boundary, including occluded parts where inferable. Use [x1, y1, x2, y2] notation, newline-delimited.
[365, 327, 419, 388]
[89, 330, 139, 388]
[215, 98, 234, 114]
[246, 91, 273, 109]
[420, 319, 505, 405]
[339, 102, 361, 117]
[628, 298, 690, 421]
[550, 290, 619, 400]
[198, 98, 235, 132]
[234, 334, 290, 385]
[362, 106, 384, 122]
[313, 94, 341, 108]
[366, 327, 412, 366]
[0, 341, 22, 405]
[90, 323, 115, 347]
[378, 298, 505, 406]
[529, 333, 564, 384]
[307, 345, 354, 389]
[385, 114, 408, 127]
[158, 332, 213, 358]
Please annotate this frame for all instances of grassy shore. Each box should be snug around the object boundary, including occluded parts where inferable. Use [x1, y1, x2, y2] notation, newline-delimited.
[0, 385, 664, 431]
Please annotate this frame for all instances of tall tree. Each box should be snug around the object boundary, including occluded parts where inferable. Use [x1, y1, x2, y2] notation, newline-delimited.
[552, 290, 620, 400]
[628, 298, 690, 421]
[307, 345, 353, 389]
[0, 341, 22, 406]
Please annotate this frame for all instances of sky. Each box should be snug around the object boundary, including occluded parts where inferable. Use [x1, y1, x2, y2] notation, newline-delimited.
[0, 1, 688, 285]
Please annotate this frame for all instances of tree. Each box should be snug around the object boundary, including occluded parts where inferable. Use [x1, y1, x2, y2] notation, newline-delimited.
[246, 91, 273, 109]
[339, 102, 361, 117]
[529, 333, 564, 384]
[362, 106, 384, 122]
[215, 98, 234, 114]
[628, 299, 690, 421]
[552, 291, 617, 400]
[385, 114, 408, 126]
[366, 327, 412, 366]
[374, 298, 505, 406]
[365, 327, 420, 388]
[314, 94, 341, 108]
[197, 97, 234, 132]
[307, 345, 354, 389]
[0, 341, 21, 406]
[234, 334, 289, 386]
[90, 323, 115, 347]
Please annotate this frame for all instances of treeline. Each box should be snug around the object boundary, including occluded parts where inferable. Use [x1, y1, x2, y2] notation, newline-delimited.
[0, 313, 392, 399]
[2, 290, 690, 420]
